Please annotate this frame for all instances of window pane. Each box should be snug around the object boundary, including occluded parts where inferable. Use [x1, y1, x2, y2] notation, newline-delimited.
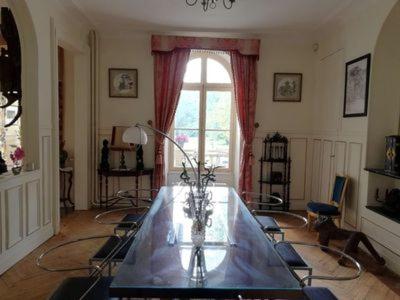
[206, 91, 232, 130]
[175, 90, 200, 129]
[173, 129, 199, 168]
[183, 58, 201, 83]
[205, 130, 230, 168]
[0, 101, 21, 168]
[207, 58, 231, 83]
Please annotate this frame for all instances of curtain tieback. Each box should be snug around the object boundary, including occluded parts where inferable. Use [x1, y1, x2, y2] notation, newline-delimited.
[155, 148, 163, 165]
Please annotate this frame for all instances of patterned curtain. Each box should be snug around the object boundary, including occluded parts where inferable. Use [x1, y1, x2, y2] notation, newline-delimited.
[153, 48, 191, 190]
[230, 51, 258, 200]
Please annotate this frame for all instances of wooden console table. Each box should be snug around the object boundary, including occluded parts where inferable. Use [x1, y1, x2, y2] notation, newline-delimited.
[98, 168, 154, 208]
[60, 167, 74, 213]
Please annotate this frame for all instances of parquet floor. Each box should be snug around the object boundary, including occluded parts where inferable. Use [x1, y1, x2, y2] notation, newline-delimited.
[0, 210, 399, 300]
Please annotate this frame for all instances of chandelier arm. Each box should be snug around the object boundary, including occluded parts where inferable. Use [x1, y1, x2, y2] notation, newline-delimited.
[223, 0, 235, 9]
[185, 0, 235, 11]
[186, 0, 198, 6]
[203, 0, 209, 11]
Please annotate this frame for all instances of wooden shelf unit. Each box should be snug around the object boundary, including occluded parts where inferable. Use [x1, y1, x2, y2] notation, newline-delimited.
[259, 133, 291, 211]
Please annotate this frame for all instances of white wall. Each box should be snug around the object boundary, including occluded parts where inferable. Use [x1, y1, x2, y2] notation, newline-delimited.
[98, 33, 154, 169]
[311, 0, 400, 274]
[96, 32, 315, 198]
[253, 34, 315, 210]
[0, 0, 92, 274]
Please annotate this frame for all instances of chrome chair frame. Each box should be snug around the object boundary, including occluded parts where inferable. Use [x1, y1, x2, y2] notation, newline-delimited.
[252, 210, 308, 241]
[36, 234, 124, 300]
[94, 205, 150, 235]
[242, 192, 308, 241]
[116, 188, 158, 204]
[275, 240, 362, 287]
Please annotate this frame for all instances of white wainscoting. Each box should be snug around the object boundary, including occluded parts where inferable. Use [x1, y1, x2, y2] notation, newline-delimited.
[0, 170, 53, 274]
[253, 132, 364, 217]
[5, 185, 23, 249]
[309, 135, 364, 228]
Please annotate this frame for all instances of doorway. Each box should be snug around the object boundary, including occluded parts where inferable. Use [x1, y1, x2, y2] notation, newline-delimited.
[58, 46, 75, 215]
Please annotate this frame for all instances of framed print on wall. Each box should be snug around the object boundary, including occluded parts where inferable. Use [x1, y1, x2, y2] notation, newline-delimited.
[343, 54, 371, 117]
[273, 73, 302, 102]
[109, 68, 138, 98]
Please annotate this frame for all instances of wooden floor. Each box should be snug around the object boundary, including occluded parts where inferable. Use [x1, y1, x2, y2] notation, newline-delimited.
[0, 209, 399, 300]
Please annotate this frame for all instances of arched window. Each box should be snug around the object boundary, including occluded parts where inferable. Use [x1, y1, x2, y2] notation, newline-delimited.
[0, 7, 22, 168]
[170, 51, 235, 171]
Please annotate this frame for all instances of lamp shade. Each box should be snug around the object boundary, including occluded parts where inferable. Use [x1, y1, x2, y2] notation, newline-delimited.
[122, 125, 148, 145]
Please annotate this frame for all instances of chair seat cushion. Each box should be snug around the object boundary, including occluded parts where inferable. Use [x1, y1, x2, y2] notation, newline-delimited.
[92, 236, 134, 261]
[303, 286, 338, 300]
[115, 213, 144, 230]
[307, 202, 339, 216]
[255, 215, 281, 232]
[275, 243, 308, 267]
[49, 276, 113, 300]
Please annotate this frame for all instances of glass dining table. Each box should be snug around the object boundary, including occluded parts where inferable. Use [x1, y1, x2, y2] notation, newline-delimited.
[109, 186, 303, 298]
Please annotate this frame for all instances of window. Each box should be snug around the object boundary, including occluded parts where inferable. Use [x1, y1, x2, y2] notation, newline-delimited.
[170, 51, 235, 171]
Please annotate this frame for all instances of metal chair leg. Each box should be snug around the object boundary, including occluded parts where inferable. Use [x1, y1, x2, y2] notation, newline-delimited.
[308, 268, 312, 286]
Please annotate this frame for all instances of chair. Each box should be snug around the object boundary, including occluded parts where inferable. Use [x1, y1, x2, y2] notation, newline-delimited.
[306, 175, 349, 230]
[243, 192, 308, 241]
[95, 205, 150, 235]
[89, 235, 135, 276]
[302, 287, 338, 300]
[274, 240, 362, 287]
[36, 235, 125, 300]
[237, 287, 339, 300]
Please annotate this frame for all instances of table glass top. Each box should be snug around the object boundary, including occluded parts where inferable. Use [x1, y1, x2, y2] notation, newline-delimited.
[110, 186, 301, 296]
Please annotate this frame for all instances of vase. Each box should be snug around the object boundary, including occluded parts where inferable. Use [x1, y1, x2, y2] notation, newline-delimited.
[12, 166, 22, 175]
[191, 219, 206, 248]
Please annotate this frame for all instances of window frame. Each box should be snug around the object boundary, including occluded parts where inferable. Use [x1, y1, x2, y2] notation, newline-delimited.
[169, 51, 236, 173]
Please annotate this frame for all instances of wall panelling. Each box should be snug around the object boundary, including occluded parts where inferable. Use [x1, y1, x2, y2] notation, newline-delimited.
[5, 186, 23, 249]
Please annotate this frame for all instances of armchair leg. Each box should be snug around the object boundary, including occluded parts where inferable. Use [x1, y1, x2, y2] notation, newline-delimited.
[307, 213, 312, 231]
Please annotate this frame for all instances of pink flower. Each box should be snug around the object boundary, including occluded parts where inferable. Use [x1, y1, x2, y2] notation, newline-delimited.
[10, 147, 25, 163]
[175, 134, 189, 144]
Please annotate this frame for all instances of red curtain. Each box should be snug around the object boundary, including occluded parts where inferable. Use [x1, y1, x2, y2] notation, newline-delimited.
[230, 51, 258, 200]
[153, 48, 191, 190]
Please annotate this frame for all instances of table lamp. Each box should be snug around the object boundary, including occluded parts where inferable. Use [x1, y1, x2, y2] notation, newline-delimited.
[122, 123, 200, 191]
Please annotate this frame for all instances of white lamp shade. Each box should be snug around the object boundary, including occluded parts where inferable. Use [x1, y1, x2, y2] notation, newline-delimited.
[122, 125, 148, 145]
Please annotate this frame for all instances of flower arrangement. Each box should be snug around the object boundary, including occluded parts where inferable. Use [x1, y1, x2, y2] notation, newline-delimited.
[10, 147, 24, 175]
[175, 133, 189, 146]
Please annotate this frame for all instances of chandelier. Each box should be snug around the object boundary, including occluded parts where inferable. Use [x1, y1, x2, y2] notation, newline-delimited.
[185, 0, 236, 12]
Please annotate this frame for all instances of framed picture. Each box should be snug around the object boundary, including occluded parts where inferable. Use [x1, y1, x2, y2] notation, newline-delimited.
[343, 54, 371, 117]
[109, 68, 138, 98]
[110, 126, 131, 151]
[273, 73, 302, 102]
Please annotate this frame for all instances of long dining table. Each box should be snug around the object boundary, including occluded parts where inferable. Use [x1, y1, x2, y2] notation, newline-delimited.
[109, 186, 303, 298]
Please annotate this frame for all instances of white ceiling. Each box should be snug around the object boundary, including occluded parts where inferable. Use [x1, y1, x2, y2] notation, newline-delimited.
[70, 0, 354, 35]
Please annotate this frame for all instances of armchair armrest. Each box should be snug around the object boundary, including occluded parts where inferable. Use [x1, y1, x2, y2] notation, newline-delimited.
[275, 241, 362, 285]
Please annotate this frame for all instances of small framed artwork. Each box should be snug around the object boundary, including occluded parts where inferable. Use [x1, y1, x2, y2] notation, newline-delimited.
[109, 68, 138, 98]
[273, 73, 302, 102]
[343, 54, 371, 117]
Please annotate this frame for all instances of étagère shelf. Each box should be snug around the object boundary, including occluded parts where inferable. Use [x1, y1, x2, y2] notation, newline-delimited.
[259, 133, 291, 211]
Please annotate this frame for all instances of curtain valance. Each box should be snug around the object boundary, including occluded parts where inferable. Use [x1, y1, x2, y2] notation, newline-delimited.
[151, 35, 260, 58]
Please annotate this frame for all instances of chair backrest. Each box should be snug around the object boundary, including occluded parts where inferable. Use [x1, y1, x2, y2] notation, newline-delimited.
[330, 175, 349, 211]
